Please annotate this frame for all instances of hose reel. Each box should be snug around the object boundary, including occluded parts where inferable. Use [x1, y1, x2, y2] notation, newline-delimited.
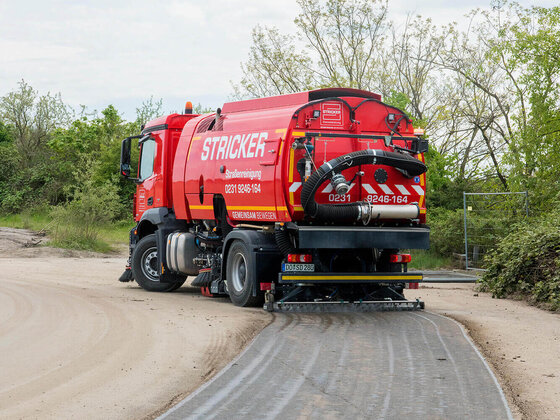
[299, 149, 427, 224]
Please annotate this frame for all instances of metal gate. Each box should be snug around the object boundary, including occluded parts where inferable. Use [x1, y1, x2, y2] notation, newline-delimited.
[463, 192, 529, 270]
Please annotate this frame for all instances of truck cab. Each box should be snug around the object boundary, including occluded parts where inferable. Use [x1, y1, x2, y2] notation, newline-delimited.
[119, 107, 201, 289]
[123, 113, 200, 222]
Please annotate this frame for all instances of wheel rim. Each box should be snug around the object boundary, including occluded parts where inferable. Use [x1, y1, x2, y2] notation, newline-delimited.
[231, 252, 247, 292]
[141, 247, 159, 282]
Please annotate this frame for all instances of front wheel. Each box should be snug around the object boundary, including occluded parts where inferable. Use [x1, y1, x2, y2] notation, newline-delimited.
[131, 234, 185, 292]
[226, 240, 262, 307]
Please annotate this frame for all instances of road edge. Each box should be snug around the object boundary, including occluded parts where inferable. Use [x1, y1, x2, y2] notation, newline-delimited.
[150, 312, 276, 420]
[426, 311, 515, 419]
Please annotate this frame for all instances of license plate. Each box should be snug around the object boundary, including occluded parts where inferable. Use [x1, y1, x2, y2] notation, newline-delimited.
[282, 263, 315, 272]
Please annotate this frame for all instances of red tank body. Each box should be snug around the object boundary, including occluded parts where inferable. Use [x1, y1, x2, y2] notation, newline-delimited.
[170, 88, 426, 225]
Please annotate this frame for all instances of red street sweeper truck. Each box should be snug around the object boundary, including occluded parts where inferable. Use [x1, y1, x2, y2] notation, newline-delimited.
[119, 88, 429, 311]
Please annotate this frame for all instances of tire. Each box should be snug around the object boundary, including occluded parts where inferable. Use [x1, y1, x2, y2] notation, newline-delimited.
[226, 240, 263, 307]
[131, 234, 185, 292]
[170, 279, 186, 291]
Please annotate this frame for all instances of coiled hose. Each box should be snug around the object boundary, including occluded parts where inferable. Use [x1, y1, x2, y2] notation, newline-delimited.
[275, 228, 295, 256]
[300, 149, 427, 222]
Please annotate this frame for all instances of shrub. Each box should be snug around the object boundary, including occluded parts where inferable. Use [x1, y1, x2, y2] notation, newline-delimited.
[428, 206, 518, 264]
[428, 208, 464, 256]
[479, 209, 560, 310]
[50, 165, 122, 250]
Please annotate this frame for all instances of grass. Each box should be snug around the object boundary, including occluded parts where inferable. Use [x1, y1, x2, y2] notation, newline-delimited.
[0, 210, 133, 253]
[48, 235, 115, 253]
[408, 250, 453, 270]
[98, 220, 133, 246]
[0, 211, 52, 231]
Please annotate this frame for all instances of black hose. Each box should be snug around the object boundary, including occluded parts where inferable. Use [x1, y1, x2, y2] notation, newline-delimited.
[300, 149, 426, 221]
[275, 228, 296, 256]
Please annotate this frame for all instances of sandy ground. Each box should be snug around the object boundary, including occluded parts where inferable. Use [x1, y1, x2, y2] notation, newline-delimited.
[1, 227, 559, 419]
[412, 284, 560, 420]
[0, 229, 271, 419]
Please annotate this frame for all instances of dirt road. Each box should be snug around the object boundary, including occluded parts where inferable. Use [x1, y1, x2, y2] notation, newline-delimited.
[0, 229, 271, 419]
[1, 228, 559, 419]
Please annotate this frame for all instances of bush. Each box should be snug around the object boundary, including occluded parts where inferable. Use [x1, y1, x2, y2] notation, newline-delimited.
[50, 166, 122, 251]
[479, 209, 560, 310]
[428, 206, 517, 263]
[428, 208, 464, 256]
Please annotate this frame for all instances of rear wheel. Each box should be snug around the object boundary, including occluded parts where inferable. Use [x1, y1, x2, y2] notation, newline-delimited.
[131, 234, 185, 292]
[226, 240, 262, 307]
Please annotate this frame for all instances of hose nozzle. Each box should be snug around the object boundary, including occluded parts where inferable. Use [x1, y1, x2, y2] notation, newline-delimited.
[331, 173, 349, 195]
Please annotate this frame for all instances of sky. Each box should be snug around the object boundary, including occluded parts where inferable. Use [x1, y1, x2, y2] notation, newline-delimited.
[0, 0, 556, 121]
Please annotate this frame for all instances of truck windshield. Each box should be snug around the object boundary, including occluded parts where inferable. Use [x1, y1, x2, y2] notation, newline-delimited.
[139, 138, 156, 180]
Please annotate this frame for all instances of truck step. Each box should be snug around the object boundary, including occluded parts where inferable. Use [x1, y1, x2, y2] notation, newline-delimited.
[268, 299, 424, 312]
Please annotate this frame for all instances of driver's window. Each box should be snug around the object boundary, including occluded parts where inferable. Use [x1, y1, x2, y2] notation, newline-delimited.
[139, 138, 156, 180]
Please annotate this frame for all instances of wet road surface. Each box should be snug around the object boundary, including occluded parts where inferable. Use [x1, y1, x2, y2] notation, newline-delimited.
[161, 311, 512, 420]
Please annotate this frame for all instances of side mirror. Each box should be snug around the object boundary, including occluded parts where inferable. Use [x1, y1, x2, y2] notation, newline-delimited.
[120, 136, 133, 178]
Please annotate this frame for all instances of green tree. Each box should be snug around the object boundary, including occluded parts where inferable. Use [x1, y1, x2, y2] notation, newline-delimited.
[234, 0, 389, 98]
[0, 80, 72, 166]
[0, 121, 13, 143]
[135, 96, 163, 128]
[500, 5, 560, 209]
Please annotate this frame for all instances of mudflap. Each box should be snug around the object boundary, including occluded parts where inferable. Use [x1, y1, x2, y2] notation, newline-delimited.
[118, 267, 133, 282]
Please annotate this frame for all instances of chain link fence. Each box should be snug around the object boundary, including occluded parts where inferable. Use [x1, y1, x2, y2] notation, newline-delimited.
[463, 192, 529, 270]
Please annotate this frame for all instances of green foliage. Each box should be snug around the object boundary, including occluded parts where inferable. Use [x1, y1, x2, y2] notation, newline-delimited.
[0, 84, 138, 215]
[427, 208, 464, 257]
[0, 121, 14, 143]
[0, 209, 51, 231]
[193, 103, 215, 114]
[233, 0, 389, 98]
[480, 208, 560, 310]
[0, 80, 72, 166]
[424, 148, 472, 210]
[135, 96, 163, 127]
[51, 164, 122, 250]
[384, 91, 411, 115]
[408, 250, 452, 270]
[429, 204, 520, 262]
[497, 4, 560, 213]
[0, 81, 173, 252]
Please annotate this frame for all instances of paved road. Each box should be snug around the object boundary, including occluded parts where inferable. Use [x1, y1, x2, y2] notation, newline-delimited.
[161, 311, 512, 420]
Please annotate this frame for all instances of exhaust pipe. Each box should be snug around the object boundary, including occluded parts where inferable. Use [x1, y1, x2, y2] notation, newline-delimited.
[357, 203, 419, 224]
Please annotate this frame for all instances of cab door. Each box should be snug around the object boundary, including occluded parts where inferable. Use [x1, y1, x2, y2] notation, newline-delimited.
[136, 136, 159, 220]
